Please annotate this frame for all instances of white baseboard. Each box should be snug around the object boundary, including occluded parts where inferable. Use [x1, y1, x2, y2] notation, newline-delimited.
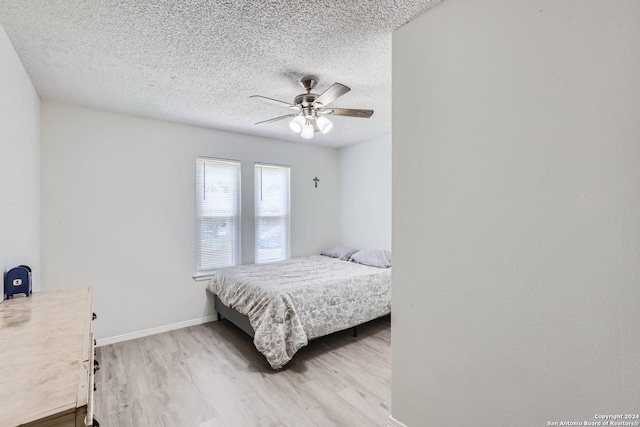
[388, 415, 408, 427]
[96, 315, 218, 347]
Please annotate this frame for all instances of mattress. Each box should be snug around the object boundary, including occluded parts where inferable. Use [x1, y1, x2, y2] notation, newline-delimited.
[206, 255, 391, 369]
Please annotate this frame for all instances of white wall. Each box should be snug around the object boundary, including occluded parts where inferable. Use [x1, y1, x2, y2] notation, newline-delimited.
[339, 134, 391, 250]
[392, 0, 640, 426]
[0, 24, 41, 299]
[41, 102, 341, 340]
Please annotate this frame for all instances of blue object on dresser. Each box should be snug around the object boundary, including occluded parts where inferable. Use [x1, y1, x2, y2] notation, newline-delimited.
[4, 265, 32, 298]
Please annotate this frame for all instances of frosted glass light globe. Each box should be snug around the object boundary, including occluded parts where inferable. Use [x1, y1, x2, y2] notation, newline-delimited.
[300, 120, 314, 139]
[316, 116, 333, 134]
[289, 116, 305, 133]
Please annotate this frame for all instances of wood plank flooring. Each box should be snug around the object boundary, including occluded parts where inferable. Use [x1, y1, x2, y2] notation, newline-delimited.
[94, 316, 391, 427]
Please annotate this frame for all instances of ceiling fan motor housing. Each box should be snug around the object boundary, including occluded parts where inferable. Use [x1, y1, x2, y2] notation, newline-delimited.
[294, 93, 322, 119]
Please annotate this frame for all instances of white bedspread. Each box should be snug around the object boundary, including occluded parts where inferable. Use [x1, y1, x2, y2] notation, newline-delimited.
[206, 255, 391, 369]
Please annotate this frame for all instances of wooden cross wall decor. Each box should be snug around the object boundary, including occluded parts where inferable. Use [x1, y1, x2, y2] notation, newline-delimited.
[313, 177, 320, 188]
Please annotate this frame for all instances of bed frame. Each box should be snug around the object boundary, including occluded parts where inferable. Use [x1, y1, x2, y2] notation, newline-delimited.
[214, 296, 255, 337]
[214, 295, 360, 339]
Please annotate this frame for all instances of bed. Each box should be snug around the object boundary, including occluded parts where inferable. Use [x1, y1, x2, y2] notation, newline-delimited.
[205, 254, 391, 369]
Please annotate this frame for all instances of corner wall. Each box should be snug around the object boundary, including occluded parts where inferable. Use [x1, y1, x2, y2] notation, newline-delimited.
[339, 134, 391, 251]
[41, 102, 341, 340]
[392, 0, 640, 425]
[0, 24, 41, 299]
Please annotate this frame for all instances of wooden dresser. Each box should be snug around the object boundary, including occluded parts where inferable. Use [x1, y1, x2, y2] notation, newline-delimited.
[0, 287, 96, 427]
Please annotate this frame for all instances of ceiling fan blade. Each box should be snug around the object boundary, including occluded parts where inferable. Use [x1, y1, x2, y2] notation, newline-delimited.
[249, 95, 296, 109]
[254, 113, 298, 125]
[325, 108, 374, 118]
[313, 83, 350, 107]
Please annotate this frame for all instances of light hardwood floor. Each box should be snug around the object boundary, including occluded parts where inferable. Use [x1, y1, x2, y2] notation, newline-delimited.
[94, 316, 391, 427]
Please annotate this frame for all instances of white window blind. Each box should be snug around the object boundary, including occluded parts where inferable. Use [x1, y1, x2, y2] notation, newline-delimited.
[196, 158, 241, 271]
[255, 164, 290, 263]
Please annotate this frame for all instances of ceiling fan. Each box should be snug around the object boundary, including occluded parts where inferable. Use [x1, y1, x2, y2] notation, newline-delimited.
[250, 76, 374, 139]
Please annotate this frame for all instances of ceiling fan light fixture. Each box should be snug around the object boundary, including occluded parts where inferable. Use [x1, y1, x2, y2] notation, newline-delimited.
[316, 116, 333, 134]
[289, 115, 305, 133]
[300, 119, 314, 139]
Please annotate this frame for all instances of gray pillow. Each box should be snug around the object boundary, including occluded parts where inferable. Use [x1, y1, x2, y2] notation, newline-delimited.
[349, 249, 392, 268]
[321, 246, 359, 261]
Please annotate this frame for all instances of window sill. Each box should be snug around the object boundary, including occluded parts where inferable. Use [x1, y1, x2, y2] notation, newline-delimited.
[255, 257, 286, 265]
[193, 270, 217, 281]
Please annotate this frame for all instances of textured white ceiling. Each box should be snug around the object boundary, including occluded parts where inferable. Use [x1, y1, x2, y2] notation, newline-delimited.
[0, 0, 441, 146]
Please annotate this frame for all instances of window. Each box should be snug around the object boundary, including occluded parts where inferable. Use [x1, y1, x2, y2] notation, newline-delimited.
[196, 158, 241, 271]
[255, 164, 290, 263]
